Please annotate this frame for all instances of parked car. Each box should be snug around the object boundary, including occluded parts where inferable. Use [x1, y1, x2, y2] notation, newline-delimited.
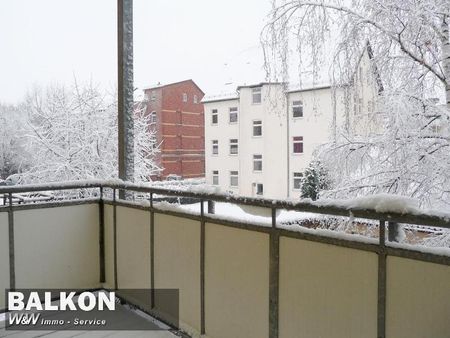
[166, 174, 182, 181]
[2, 174, 24, 186]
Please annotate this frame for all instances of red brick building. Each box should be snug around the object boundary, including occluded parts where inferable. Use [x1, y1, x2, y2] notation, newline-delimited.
[143, 80, 205, 180]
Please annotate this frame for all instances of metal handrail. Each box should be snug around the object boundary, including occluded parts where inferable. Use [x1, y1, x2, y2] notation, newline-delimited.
[0, 180, 449, 230]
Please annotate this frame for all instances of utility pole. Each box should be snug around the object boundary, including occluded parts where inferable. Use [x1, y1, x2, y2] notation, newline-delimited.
[118, 0, 134, 198]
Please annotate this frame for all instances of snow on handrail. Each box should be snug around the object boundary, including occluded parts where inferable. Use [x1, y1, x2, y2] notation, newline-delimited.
[0, 180, 450, 229]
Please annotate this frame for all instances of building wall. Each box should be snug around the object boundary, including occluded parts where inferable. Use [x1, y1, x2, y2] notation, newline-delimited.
[204, 98, 240, 194]
[349, 49, 382, 137]
[204, 84, 340, 199]
[144, 80, 205, 180]
[288, 87, 343, 198]
[204, 51, 379, 200]
[238, 85, 288, 199]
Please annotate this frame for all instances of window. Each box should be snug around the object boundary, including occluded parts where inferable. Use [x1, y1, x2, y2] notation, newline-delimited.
[212, 140, 218, 155]
[212, 109, 218, 125]
[292, 100, 303, 118]
[212, 170, 219, 185]
[182, 93, 188, 102]
[193, 95, 198, 104]
[293, 172, 303, 190]
[144, 93, 150, 101]
[230, 171, 239, 187]
[253, 154, 262, 171]
[150, 111, 157, 123]
[151, 91, 156, 101]
[229, 139, 238, 155]
[252, 87, 261, 104]
[293, 136, 304, 154]
[256, 183, 264, 196]
[229, 107, 238, 123]
[253, 120, 262, 136]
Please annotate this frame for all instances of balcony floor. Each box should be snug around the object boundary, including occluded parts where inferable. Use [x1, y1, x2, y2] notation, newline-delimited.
[0, 306, 181, 338]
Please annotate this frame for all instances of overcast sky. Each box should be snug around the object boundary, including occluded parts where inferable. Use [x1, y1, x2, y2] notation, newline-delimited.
[0, 0, 273, 104]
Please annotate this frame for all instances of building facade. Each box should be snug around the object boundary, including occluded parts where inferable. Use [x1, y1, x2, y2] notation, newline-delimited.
[203, 50, 379, 199]
[143, 79, 205, 180]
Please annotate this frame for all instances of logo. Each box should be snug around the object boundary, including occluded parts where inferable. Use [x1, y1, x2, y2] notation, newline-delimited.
[8, 291, 115, 312]
[4, 289, 179, 331]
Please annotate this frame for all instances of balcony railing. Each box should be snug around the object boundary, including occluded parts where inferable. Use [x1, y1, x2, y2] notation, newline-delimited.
[0, 180, 449, 338]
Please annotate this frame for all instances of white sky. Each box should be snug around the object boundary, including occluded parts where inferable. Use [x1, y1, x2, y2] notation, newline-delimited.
[0, 0, 273, 104]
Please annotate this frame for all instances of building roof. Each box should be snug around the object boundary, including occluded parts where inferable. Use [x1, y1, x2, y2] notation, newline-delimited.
[201, 92, 239, 104]
[287, 84, 331, 94]
[143, 79, 205, 95]
[202, 83, 332, 103]
[236, 82, 283, 90]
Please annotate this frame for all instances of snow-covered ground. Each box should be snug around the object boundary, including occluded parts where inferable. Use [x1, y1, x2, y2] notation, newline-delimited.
[154, 200, 450, 254]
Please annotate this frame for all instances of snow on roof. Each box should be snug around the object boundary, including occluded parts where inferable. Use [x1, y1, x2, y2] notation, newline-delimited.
[201, 92, 239, 103]
[287, 81, 331, 93]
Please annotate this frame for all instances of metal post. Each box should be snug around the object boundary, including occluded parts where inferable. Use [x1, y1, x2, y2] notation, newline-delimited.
[99, 187, 105, 283]
[200, 200, 206, 334]
[118, 0, 134, 199]
[207, 200, 215, 214]
[113, 189, 118, 290]
[377, 220, 386, 338]
[8, 192, 15, 291]
[269, 208, 279, 338]
[150, 193, 155, 309]
[388, 221, 399, 242]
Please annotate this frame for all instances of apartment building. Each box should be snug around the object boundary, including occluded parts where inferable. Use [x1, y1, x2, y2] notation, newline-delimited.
[203, 49, 379, 199]
[143, 79, 205, 180]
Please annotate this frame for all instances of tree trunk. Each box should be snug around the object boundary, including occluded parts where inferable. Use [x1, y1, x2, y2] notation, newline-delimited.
[442, 15, 450, 110]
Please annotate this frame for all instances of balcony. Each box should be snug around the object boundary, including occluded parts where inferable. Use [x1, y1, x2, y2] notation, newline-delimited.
[0, 181, 449, 338]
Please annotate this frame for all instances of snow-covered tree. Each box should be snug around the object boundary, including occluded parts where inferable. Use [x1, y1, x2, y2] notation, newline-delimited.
[300, 161, 330, 200]
[133, 101, 162, 182]
[0, 103, 30, 179]
[262, 0, 450, 208]
[21, 82, 161, 184]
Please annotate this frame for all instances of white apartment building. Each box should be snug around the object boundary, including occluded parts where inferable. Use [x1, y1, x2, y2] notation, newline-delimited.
[203, 49, 379, 199]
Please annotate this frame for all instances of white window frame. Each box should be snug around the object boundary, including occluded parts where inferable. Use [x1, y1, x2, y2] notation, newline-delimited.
[253, 154, 262, 172]
[293, 172, 303, 190]
[253, 120, 262, 137]
[212, 140, 218, 155]
[229, 107, 238, 124]
[230, 171, 239, 187]
[193, 95, 198, 104]
[292, 100, 303, 118]
[182, 93, 188, 102]
[229, 139, 238, 155]
[212, 170, 219, 185]
[293, 136, 304, 154]
[211, 109, 218, 125]
[252, 87, 262, 104]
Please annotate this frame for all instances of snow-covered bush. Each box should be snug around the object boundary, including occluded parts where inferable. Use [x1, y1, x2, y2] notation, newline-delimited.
[300, 161, 330, 201]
